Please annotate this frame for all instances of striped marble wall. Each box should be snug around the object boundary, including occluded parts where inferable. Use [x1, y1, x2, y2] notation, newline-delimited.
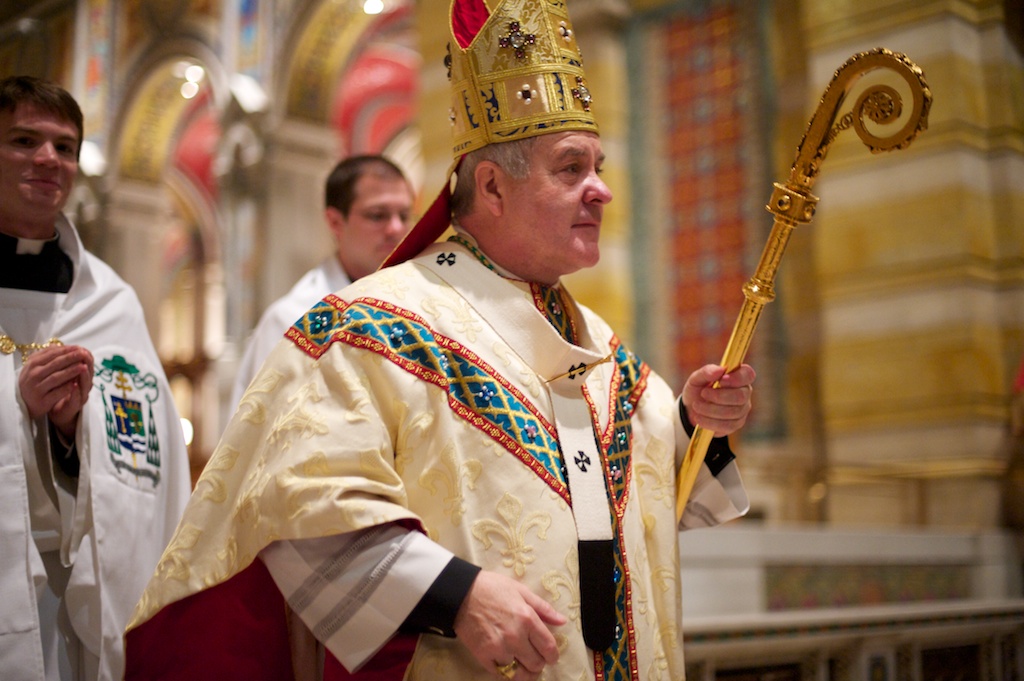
[803, 0, 1024, 527]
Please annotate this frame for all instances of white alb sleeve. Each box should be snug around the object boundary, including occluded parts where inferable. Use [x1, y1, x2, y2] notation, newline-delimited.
[259, 524, 453, 672]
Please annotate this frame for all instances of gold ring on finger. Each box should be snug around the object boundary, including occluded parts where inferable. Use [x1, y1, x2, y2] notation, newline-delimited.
[495, 659, 518, 679]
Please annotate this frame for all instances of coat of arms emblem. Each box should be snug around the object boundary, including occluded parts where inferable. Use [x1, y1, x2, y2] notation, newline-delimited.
[95, 354, 162, 485]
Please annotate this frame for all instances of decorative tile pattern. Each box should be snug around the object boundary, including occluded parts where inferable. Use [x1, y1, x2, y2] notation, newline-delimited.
[629, 1, 780, 437]
[766, 564, 972, 610]
[663, 6, 756, 373]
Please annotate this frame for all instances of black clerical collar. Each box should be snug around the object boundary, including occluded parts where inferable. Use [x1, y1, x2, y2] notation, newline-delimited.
[0, 230, 74, 293]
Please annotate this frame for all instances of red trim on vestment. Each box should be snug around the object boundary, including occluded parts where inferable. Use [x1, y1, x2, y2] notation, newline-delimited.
[433, 334, 557, 434]
[617, 515, 641, 680]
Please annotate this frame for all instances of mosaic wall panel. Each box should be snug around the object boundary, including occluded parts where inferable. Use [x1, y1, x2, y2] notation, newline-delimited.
[627, 1, 781, 437]
[765, 564, 972, 610]
[84, 0, 113, 145]
[238, 0, 263, 78]
[664, 5, 753, 373]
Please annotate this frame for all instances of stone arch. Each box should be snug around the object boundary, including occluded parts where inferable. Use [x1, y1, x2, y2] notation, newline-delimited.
[251, 0, 421, 317]
[278, 0, 420, 168]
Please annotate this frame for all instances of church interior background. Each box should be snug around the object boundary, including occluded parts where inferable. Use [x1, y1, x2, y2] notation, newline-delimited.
[2, 0, 1023, 677]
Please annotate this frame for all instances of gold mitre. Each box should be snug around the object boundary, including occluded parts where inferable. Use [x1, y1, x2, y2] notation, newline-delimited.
[448, 0, 599, 159]
[381, 0, 599, 268]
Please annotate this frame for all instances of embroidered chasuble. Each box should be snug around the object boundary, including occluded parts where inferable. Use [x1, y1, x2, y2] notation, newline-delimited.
[126, 240, 748, 681]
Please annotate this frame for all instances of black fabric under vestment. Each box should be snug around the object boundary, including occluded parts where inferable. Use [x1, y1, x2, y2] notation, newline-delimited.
[0, 231, 74, 293]
[1, 230, 79, 475]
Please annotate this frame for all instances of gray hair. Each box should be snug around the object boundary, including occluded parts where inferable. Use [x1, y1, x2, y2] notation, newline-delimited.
[451, 137, 537, 219]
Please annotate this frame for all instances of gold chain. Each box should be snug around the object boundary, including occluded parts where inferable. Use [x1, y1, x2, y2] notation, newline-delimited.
[0, 334, 63, 359]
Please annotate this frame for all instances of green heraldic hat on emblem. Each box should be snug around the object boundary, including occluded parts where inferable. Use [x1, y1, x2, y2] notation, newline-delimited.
[382, 0, 598, 267]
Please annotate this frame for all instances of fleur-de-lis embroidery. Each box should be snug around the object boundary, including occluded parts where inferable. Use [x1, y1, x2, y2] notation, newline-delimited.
[154, 523, 203, 583]
[419, 445, 483, 526]
[634, 439, 674, 505]
[238, 369, 283, 424]
[196, 446, 241, 503]
[374, 270, 411, 300]
[267, 381, 328, 449]
[630, 545, 652, 618]
[216, 537, 243, 580]
[284, 453, 338, 521]
[498, 20, 535, 60]
[652, 562, 677, 594]
[472, 492, 551, 576]
[542, 547, 581, 629]
[421, 295, 484, 343]
[394, 407, 435, 476]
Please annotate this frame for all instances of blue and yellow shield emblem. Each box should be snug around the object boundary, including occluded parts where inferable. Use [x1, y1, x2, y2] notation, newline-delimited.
[95, 354, 162, 486]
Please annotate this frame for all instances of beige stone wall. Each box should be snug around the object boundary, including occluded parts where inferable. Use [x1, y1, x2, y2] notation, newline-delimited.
[801, 0, 1024, 527]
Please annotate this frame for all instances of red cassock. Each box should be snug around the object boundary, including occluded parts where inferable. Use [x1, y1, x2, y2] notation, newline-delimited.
[124, 560, 417, 681]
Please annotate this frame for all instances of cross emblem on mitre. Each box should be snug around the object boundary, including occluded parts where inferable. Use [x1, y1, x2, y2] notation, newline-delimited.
[572, 76, 593, 112]
[499, 20, 535, 60]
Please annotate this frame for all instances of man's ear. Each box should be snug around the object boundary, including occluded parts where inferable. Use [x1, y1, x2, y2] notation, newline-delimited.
[473, 161, 506, 218]
[324, 206, 346, 242]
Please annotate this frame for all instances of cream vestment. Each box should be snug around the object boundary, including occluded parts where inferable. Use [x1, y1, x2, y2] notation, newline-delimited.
[127, 239, 747, 680]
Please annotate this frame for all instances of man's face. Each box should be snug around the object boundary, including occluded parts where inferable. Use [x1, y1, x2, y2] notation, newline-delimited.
[0, 103, 79, 239]
[328, 172, 414, 280]
[488, 131, 612, 284]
